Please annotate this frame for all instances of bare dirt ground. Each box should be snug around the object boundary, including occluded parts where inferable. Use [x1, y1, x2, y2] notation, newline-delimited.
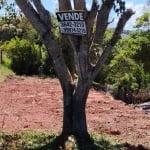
[0, 76, 150, 148]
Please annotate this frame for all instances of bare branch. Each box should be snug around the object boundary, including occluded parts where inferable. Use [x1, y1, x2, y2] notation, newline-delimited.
[94, 0, 115, 45]
[108, 18, 115, 25]
[32, 0, 51, 27]
[58, 0, 89, 81]
[15, 0, 74, 89]
[58, 0, 72, 10]
[73, 0, 86, 10]
[77, 38, 90, 80]
[70, 1, 98, 81]
[110, 9, 135, 46]
[15, 0, 48, 36]
[91, 9, 135, 80]
[86, 0, 99, 43]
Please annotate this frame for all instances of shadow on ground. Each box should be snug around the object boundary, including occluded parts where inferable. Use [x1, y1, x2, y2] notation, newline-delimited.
[33, 135, 149, 150]
[1, 132, 149, 150]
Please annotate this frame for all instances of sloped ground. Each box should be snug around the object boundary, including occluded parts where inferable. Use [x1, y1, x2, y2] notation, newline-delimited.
[0, 77, 149, 148]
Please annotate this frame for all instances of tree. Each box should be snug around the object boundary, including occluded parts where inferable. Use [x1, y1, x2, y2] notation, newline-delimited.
[131, 31, 150, 73]
[135, 0, 150, 31]
[2, 0, 134, 147]
[135, 12, 150, 30]
[106, 28, 150, 104]
[107, 49, 145, 103]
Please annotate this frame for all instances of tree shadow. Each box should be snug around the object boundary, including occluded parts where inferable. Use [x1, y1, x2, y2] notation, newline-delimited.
[1, 132, 149, 150]
[74, 133, 101, 150]
[32, 133, 123, 150]
[32, 135, 63, 150]
[33, 133, 100, 150]
[32, 134, 150, 150]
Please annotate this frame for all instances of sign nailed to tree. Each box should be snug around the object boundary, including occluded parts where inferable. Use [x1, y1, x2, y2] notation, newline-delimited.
[56, 11, 87, 36]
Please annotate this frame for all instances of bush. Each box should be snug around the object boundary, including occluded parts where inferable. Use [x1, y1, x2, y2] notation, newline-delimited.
[1, 38, 42, 75]
[106, 51, 147, 104]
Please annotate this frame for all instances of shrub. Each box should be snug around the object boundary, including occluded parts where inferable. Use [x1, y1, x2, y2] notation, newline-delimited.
[1, 38, 42, 75]
[106, 51, 147, 104]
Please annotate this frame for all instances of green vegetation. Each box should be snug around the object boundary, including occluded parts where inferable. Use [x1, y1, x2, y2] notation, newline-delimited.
[0, 65, 15, 82]
[0, 16, 56, 76]
[135, 12, 150, 30]
[0, 131, 56, 150]
[0, 131, 125, 150]
[94, 27, 150, 103]
[0, 3, 149, 105]
[1, 38, 42, 75]
[106, 30, 150, 103]
[0, 14, 149, 103]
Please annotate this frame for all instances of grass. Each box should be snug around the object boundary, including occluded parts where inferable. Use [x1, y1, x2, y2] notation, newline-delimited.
[0, 131, 57, 150]
[0, 65, 15, 82]
[0, 131, 126, 150]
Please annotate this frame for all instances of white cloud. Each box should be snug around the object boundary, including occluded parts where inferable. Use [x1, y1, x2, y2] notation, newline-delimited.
[86, 3, 91, 10]
[125, 2, 144, 30]
[108, 2, 145, 30]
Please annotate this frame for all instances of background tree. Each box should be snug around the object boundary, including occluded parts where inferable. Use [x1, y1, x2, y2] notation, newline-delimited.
[135, 0, 150, 30]
[107, 48, 145, 103]
[1, 0, 134, 147]
[135, 12, 150, 30]
[105, 26, 150, 104]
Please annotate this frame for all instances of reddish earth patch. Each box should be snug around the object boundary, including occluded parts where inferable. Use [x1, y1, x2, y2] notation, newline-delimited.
[0, 77, 150, 148]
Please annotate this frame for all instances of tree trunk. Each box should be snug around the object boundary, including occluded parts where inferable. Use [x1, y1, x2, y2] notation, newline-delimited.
[62, 80, 91, 138]
[72, 97, 88, 137]
[62, 94, 73, 136]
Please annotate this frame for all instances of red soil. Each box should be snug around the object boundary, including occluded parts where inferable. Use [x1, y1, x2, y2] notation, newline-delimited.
[0, 76, 149, 148]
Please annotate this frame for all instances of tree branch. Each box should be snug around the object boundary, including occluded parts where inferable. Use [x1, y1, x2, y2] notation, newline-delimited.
[58, 0, 89, 81]
[71, 0, 93, 81]
[15, 0, 48, 36]
[73, 0, 86, 10]
[110, 9, 135, 46]
[32, 0, 51, 28]
[91, 9, 135, 80]
[77, 37, 90, 80]
[58, 0, 72, 10]
[94, 0, 115, 45]
[15, 0, 74, 89]
[86, 0, 99, 43]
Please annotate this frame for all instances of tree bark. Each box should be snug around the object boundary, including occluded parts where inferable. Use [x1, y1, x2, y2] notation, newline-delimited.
[62, 82, 74, 136]
[62, 80, 91, 137]
[72, 81, 90, 137]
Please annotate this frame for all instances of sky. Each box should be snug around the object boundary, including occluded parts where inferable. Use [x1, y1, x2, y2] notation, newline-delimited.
[41, 0, 149, 30]
[0, 0, 149, 30]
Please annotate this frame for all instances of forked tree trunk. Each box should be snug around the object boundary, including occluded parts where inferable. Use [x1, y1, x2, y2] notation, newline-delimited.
[62, 80, 91, 138]
[15, 0, 134, 147]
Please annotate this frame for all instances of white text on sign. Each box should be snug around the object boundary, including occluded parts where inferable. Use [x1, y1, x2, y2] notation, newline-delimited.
[57, 12, 84, 21]
[56, 11, 87, 36]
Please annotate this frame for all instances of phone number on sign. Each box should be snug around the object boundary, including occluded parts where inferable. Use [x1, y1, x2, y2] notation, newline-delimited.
[60, 21, 86, 28]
